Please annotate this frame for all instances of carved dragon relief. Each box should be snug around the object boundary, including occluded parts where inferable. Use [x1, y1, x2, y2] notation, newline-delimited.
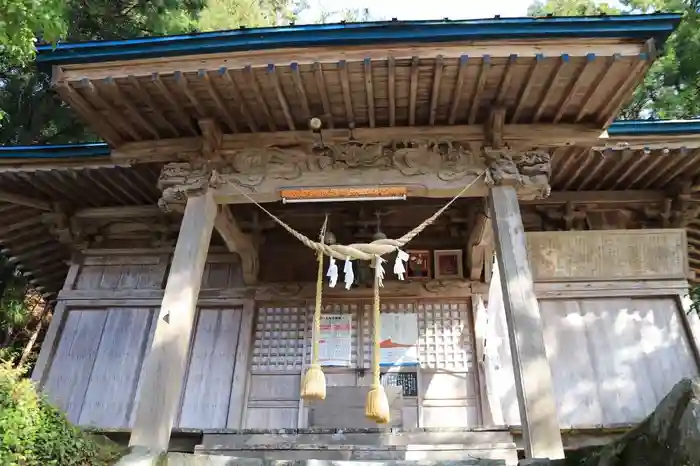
[157, 143, 553, 205]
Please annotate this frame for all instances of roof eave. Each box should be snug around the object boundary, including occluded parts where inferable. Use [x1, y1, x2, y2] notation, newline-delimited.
[36, 14, 682, 67]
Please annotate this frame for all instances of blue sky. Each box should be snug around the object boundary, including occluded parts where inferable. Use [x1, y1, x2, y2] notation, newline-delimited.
[298, 0, 534, 22]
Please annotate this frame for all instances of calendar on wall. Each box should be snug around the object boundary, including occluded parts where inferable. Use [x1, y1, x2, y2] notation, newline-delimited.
[318, 314, 353, 366]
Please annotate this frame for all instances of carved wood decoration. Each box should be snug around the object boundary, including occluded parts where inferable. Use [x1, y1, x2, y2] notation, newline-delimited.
[157, 145, 553, 208]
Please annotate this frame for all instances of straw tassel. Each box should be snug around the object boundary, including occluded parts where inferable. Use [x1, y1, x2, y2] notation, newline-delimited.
[365, 256, 391, 424]
[300, 217, 328, 401]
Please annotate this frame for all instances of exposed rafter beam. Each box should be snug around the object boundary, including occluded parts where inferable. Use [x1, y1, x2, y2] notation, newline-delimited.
[0, 191, 52, 211]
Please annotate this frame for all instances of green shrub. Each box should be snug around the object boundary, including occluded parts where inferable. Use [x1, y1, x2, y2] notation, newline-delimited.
[0, 361, 124, 465]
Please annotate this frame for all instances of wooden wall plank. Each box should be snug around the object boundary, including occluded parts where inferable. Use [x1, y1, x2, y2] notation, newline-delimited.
[78, 307, 153, 428]
[227, 299, 255, 429]
[42, 310, 108, 423]
[128, 309, 157, 427]
[179, 308, 242, 429]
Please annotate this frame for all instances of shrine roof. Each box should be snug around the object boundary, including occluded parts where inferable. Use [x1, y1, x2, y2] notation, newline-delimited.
[36, 14, 681, 66]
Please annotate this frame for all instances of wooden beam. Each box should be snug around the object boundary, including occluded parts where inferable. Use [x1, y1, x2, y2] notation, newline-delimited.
[0, 191, 52, 211]
[486, 107, 506, 149]
[226, 299, 255, 428]
[214, 205, 258, 285]
[73, 205, 162, 219]
[467, 211, 493, 281]
[489, 185, 564, 460]
[129, 191, 217, 454]
[113, 123, 605, 163]
[522, 190, 666, 205]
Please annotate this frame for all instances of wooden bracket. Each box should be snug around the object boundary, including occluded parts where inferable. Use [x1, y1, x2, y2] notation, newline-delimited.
[198, 118, 224, 163]
[485, 107, 506, 149]
[215, 205, 259, 285]
[467, 206, 494, 281]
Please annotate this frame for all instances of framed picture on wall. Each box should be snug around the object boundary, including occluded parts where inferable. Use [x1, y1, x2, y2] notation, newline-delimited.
[406, 250, 431, 279]
[434, 249, 464, 279]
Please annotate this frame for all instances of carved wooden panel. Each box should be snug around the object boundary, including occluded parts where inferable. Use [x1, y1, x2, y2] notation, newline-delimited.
[526, 229, 688, 282]
[251, 305, 306, 371]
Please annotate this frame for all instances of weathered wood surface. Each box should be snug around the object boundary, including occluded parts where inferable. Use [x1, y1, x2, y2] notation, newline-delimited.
[489, 185, 564, 459]
[540, 297, 699, 426]
[178, 308, 243, 429]
[130, 192, 217, 453]
[526, 229, 688, 282]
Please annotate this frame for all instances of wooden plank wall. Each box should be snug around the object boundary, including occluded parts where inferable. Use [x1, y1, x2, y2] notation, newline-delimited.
[540, 297, 699, 426]
[481, 229, 699, 429]
[40, 250, 251, 430]
[247, 299, 479, 429]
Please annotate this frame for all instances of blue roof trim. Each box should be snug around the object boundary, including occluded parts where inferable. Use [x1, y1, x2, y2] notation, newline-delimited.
[608, 120, 700, 136]
[36, 14, 681, 66]
[0, 143, 110, 159]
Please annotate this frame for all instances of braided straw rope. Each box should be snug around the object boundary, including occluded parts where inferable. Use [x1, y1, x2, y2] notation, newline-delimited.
[311, 215, 328, 365]
[214, 170, 487, 262]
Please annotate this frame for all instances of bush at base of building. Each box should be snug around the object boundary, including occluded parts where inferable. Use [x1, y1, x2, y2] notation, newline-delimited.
[0, 361, 124, 465]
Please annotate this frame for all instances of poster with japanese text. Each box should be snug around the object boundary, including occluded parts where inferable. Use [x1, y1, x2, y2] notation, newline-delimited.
[318, 314, 352, 366]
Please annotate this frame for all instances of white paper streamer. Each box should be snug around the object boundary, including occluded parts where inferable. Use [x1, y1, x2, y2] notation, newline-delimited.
[327, 257, 338, 288]
[375, 256, 386, 287]
[394, 250, 409, 280]
[343, 257, 354, 290]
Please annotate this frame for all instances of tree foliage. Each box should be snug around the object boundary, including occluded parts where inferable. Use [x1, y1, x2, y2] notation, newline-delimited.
[528, 0, 700, 120]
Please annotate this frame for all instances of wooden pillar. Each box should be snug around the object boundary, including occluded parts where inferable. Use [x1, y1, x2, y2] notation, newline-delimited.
[488, 185, 564, 460]
[129, 192, 217, 454]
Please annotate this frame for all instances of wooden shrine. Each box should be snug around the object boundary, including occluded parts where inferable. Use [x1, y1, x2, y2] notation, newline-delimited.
[0, 13, 698, 465]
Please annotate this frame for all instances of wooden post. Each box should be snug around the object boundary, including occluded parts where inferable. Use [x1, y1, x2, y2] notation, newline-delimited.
[129, 192, 217, 454]
[488, 185, 564, 460]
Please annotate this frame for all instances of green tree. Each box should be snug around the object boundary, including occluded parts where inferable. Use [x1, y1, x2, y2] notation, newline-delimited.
[0, 0, 66, 65]
[527, 0, 700, 120]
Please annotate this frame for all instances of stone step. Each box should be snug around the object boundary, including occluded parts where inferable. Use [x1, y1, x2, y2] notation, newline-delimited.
[167, 455, 508, 466]
[195, 444, 518, 464]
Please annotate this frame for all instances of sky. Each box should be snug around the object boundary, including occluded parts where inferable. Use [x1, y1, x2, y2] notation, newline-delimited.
[297, 0, 533, 23]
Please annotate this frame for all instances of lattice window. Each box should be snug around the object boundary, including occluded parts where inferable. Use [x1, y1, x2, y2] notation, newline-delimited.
[252, 305, 306, 371]
[305, 302, 360, 367]
[417, 302, 471, 370]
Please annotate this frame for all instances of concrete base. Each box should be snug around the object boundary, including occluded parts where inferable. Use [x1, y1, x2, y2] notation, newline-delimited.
[114, 446, 165, 465]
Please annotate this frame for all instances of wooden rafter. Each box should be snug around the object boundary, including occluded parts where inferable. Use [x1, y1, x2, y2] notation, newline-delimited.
[53, 83, 122, 146]
[219, 68, 258, 132]
[268, 64, 296, 131]
[592, 149, 635, 190]
[199, 70, 239, 133]
[152, 73, 198, 135]
[174, 71, 207, 118]
[364, 58, 376, 128]
[575, 54, 621, 123]
[511, 54, 543, 124]
[533, 54, 570, 123]
[428, 55, 443, 126]
[338, 60, 355, 127]
[468, 56, 491, 125]
[104, 77, 160, 139]
[290, 62, 311, 123]
[561, 148, 594, 191]
[409, 56, 420, 126]
[245, 66, 275, 132]
[553, 54, 595, 124]
[0, 191, 52, 211]
[313, 62, 334, 129]
[388, 56, 396, 127]
[448, 55, 469, 125]
[496, 54, 518, 107]
[127, 75, 179, 137]
[79, 79, 142, 140]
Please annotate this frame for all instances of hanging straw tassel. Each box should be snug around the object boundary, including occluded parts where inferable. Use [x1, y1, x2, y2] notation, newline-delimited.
[301, 216, 328, 401]
[365, 256, 391, 424]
